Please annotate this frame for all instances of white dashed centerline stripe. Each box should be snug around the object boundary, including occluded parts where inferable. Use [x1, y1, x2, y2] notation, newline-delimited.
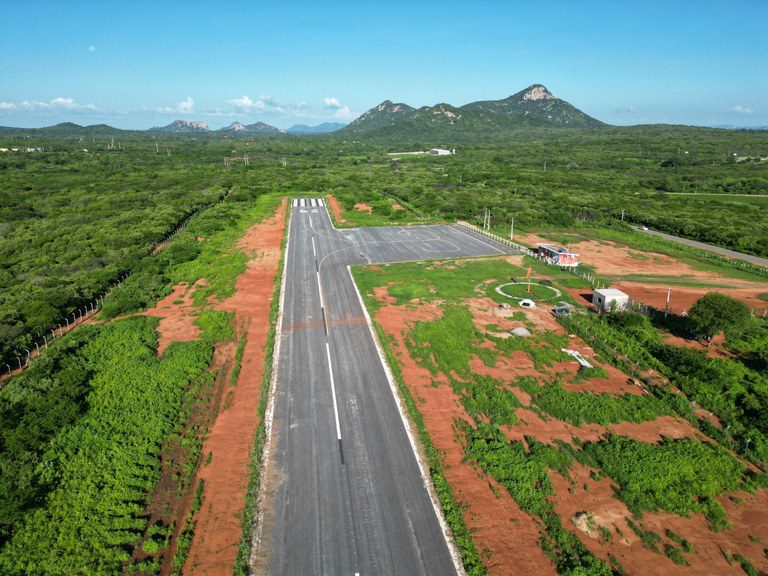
[312, 236, 317, 257]
[316, 270, 325, 309]
[325, 341, 342, 441]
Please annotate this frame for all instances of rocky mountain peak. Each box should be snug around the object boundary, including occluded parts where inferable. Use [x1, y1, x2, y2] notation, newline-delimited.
[522, 85, 556, 102]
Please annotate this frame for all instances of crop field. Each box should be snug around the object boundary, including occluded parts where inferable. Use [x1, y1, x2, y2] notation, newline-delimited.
[353, 254, 768, 576]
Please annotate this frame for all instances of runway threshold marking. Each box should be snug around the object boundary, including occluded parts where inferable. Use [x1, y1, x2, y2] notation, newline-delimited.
[325, 341, 345, 465]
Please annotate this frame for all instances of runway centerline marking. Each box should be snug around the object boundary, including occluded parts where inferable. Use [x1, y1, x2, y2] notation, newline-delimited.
[311, 236, 316, 257]
[325, 341, 344, 464]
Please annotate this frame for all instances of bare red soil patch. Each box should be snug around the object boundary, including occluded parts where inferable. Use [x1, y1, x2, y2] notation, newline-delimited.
[141, 281, 203, 355]
[325, 194, 347, 224]
[353, 202, 373, 213]
[182, 199, 286, 576]
[392, 203, 405, 211]
[551, 460, 768, 575]
[616, 281, 768, 313]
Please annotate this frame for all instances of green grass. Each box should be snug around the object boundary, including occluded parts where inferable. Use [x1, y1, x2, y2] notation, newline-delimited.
[193, 309, 235, 342]
[355, 258, 526, 312]
[493, 282, 562, 302]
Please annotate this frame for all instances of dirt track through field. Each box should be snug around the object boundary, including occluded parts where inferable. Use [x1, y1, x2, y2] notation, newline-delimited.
[182, 198, 286, 576]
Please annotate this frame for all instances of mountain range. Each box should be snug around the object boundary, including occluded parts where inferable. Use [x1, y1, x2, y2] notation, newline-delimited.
[10, 85, 762, 139]
[339, 84, 603, 138]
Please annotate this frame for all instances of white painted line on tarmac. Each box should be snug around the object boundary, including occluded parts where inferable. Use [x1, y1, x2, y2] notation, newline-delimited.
[450, 225, 506, 254]
[312, 236, 317, 257]
[316, 270, 325, 309]
[300, 198, 306, 207]
[346, 265, 467, 575]
[318, 198, 324, 207]
[292, 198, 298, 207]
[325, 342, 342, 441]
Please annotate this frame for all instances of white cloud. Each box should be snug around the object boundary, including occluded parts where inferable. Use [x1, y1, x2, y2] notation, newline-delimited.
[613, 106, 635, 114]
[177, 97, 194, 114]
[260, 94, 278, 107]
[88, 45, 96, 53]
[732, 105, 754, 115]
[16, 97, 96, 111]
[228, 95, 264, 110]
[324, 97, 343, 110]
[333, 105, 356, 120]
[154, 97, 195, 114]
[0, 102, 16, 110]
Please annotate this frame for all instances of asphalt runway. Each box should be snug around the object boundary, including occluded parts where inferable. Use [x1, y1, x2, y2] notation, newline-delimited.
[255, 198, 515, 575]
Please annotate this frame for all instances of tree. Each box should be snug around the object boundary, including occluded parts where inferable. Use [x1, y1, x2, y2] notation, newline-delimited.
[688, 292, 750, 340]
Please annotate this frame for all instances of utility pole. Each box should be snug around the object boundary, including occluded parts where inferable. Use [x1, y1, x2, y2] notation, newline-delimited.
[155, 143, 159, 153]
[510, 217, 514, 240]
[665, 286, 671, 318]
[621, 209, 625, 221]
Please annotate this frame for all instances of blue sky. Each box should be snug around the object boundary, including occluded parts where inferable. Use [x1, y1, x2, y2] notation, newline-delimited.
[0, 0, 766, 129]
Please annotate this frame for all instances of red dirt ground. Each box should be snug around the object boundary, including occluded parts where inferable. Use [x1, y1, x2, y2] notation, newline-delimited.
[183, 198, 286, 576]
[141, 281, 203, 355]
[325, 194, 347, 224]
[392, 203, 405, 211]
[551, 461, 768, 575]
[373, 289, 557, 576]
[353, 202, 373, 213]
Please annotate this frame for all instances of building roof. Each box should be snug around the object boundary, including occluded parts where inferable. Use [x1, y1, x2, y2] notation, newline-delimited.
[537, 243, 578, 256]
[593, 288, 629, 298]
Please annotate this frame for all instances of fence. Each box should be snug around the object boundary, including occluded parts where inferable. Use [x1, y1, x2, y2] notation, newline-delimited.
[2, 188, 235, 381]
[456, 220, 611, 290]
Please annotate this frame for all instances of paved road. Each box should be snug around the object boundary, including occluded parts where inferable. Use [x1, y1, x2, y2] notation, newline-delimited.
[632, 226, 768, 268]
[255, 198, 514, 575]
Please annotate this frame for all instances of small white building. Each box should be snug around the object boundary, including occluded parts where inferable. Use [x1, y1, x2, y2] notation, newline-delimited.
[592, 288, 629, 312]
[429, 148, 455, 155]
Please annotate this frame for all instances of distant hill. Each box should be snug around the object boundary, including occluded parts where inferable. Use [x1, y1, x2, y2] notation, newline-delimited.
[0, 122, 130, 137]
[286, 122, 347, 134]
[151, 120, 210, 133]
[218, 121, 286, 134]
[338, 85, 603, 139]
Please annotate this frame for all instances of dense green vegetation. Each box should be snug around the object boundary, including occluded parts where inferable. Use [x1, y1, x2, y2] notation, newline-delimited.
[0, 317, 212, 574]
[580, 436, 745, 529]
[3, 124, 766, 366]
[688, 291, 751, 339]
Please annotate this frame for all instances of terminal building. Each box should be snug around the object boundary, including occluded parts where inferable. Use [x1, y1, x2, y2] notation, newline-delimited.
[536, 243, 580, 267]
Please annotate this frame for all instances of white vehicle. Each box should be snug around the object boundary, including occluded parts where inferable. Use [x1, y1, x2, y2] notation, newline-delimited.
[641, 226, 649, 231]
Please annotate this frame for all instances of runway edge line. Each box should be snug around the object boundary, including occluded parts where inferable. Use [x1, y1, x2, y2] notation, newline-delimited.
[345, 265, 467, 576]
[249, 199, 293, 561]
